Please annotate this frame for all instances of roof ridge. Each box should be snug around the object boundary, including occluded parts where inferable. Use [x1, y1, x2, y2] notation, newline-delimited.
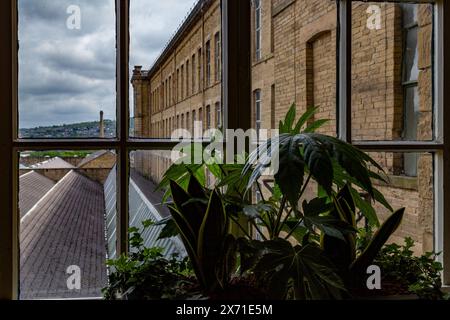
[21, 169, 75, 223]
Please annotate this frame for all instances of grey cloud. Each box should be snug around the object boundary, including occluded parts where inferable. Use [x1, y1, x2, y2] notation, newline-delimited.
[19, 0, 197, 128]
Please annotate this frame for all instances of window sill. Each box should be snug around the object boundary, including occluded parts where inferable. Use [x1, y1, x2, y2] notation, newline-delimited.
[252, 54, 274, 67]
[373, 174, 418, 191]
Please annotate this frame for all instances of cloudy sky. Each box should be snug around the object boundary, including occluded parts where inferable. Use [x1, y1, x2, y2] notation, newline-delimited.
[19, 0, 197, 129]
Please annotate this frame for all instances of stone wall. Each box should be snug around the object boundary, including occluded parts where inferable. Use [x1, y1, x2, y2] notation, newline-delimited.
[20, 156, 82, 167]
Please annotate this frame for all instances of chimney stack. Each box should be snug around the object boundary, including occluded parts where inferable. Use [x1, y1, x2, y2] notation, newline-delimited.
[99, 110, 105, 138]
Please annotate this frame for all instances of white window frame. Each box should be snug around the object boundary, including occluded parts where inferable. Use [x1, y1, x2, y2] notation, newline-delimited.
[254, 0, 262, 61]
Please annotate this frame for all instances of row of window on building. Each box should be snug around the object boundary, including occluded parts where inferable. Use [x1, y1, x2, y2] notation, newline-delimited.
[151, 101, 223, 137]
[150, 32, 221, 114]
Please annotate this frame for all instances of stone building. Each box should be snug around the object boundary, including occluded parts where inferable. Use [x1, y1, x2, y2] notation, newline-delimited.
[131, 0, 434, 253]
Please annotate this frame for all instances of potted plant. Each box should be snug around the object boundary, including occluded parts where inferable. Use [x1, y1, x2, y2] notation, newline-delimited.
[104, 106, 443, 300]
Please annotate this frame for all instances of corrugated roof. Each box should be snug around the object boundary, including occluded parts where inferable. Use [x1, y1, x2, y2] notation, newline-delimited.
[130, 169, 171, 218]
[104, 168, 184, 261]
[104, 167, 117, 260]
[77, 150, 111, 168]
[20, 170, 107, 299]
[30, 157, 75, 169]
[19, 171, 55, 217]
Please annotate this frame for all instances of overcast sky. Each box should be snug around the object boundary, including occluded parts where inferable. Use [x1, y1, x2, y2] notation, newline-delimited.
[19, 0, 197, 128]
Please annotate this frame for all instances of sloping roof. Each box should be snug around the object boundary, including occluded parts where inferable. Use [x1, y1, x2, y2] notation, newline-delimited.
[130, 169, 171, 218]
[77, 150, 112, 168]
[30, 157, 75, 169]
[19, 171, 55, 217]
[104, 168, 184, 260]
[20, 170, 107, 299]
[19, 164, 29, 169]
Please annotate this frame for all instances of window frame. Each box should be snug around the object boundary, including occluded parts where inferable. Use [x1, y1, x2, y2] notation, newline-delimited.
[254, 89, 262, 139]
[254, 0, 262, 61]
[0, 0, 252, 299]
[2, 0, 448, 300]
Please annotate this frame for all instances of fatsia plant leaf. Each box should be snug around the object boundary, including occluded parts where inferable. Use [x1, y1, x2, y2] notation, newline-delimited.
[300, 244, 346, 291]
[305, 215, 355, 241]
[274, 135, 305, 208]
[158, 163, 204, 202]
[281, 222, 308, 243]
[300, 134, 333, 194]
[302, 197, 334, 217]
[253, 239, 345, 300]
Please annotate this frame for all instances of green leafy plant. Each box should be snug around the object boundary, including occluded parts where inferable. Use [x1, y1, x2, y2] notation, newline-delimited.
[235, 105, 403, 299]
[164, 175, 238, 294]
[156, 105, 406, 300]
[103, 222, 195, 300]
[321, 184, 405, 290]
[374, 237, 447, 300]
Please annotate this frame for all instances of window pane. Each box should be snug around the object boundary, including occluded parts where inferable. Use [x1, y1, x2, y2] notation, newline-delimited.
[365, 152, 434, 254]
[130, 0, 223, 139]
[351, 2, 433, 141]
[252, 0, 337, 136]
[129, 151, 185, 256]
[18, 0, 116, 138]
[19, 150, 117, 299]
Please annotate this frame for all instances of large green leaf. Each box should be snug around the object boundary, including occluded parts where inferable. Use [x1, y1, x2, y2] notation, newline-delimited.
[197, 190, 229, 291]
[351, 208, 405, 278]
[216, 234, 237, 287]
[280, 104, 297, 133]
[274, 136, 305, 208]
[170, 180, 206, 238]
[321, 185, 357, 276]
[302, 198, 334, 217]
[253, 239, 344, 300]
[305, 215, 355, 241]
[300, 134, 333, 194]
[348, 187, 379, 227]
[293, 107, 318, 134]
[156, 217, 179, 240]
[304, 119, 330, 133]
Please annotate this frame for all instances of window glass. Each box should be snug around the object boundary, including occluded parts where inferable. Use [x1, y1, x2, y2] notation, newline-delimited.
[18, 0, 116, 138]
[365, 152, 434, 254]
[130, 0, 222, 139]
[19, 150, 116, 299]
[129, 151, 185, 257]
[351, 2, 433, 141]
[251, 0, 337, 137]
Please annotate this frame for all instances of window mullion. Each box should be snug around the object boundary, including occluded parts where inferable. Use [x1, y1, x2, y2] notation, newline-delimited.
[0, 0, 18, 300]
[437, 0, 450, 285]
[337, 0, 352, 143]
[117, 0, 130, 256]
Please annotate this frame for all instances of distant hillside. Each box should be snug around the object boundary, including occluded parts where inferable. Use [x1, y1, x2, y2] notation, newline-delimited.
[20, 120, 116, 138]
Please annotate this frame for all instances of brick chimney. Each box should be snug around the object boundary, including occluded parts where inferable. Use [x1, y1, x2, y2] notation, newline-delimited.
[99, 110, 105, 138]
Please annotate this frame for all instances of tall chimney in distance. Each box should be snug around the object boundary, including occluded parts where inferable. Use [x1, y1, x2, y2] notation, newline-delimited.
[99, 110, 105, 138]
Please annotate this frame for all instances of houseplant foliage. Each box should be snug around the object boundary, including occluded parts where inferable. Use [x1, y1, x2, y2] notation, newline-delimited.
[114, 105, 410, 300]
[103, 221, 195, 300]
[373, 237, 448, 300]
